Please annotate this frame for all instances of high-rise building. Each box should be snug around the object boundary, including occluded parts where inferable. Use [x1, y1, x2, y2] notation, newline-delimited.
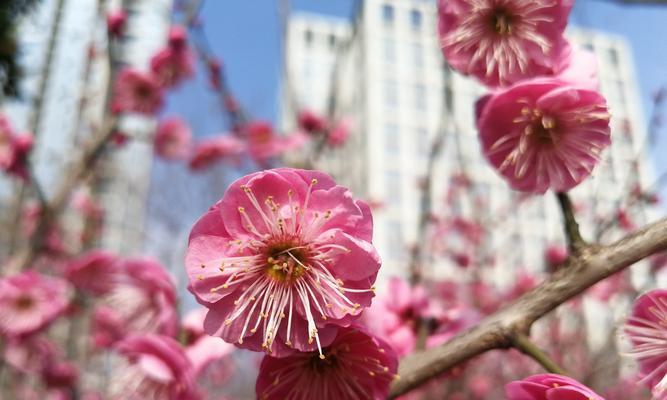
[281, 0, 660, 286]
[0, 0, 173, 256]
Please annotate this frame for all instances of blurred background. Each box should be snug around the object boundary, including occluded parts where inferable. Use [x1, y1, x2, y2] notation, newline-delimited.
[1, 0, 666, 398]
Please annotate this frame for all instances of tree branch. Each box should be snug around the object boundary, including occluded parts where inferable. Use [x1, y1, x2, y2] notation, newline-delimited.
[389, 217, 667, 398]
[556, 192, 586, 253]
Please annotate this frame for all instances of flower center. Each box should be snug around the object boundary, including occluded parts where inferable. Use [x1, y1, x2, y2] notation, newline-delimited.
[491, 9, 513, 35]
[531, 114, 558, 146]
[308, 348, 339, 373]
[15, 295, 34, 311]
[265, 243, 308, 283]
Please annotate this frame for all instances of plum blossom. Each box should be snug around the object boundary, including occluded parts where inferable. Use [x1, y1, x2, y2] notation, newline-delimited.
[477, 79, 611, 193]
[506, 373, 604, 399]
[150, 45, 194, 88]
[624, 289, 667, 398]
[112, 334, 199, 400]
[245, 121, 306, 163]
[154, 117, 192, 160]
[0, 114, 34, 180]
[545, 243, 568, 267]
[65, 250, 120, 296]
[327, 119, 351, 148]
[362, 277, 430, 356]
[255, 327, 398, 400]
[95, 258, 178, 346]
[112, 68, 164, 115]
[438, 0, 573, 87]
[181, 308, 235, 378]
[188, 136, 245, 171]
[0, 272, 72, 338]
[186, 168, 380, 357]
[297, 109, 327, 134]
[106, 9, 127, 38]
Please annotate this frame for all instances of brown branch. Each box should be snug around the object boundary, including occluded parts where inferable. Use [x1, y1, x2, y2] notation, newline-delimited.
[389, 217, 667, 398]
[556, 192, 586, 253]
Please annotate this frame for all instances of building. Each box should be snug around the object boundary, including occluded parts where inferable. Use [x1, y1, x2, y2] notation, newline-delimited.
[0, 0, 173, 256]
[281, 0, 660, 288]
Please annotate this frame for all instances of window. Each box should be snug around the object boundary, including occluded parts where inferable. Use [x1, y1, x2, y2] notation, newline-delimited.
[608, 48, 619, 66]
[417, 127, 429, 156]
[445, 85, 454, 113]
[412, 43, 423, 68]
[385, 171, 402, 207]
[384, 38, 396, 63]
[410, 9, 422, 30]
[304, 29, 313, 46]
[385, 123, 400, 154]
[386, 220, 404, 260]
[415, 84, 426, 111]
[328, 34, 337, 50]
[384, 80, 398, 108]
[382, 4, 394, 25]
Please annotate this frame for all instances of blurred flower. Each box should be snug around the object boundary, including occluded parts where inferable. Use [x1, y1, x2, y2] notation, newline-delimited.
[65, 250, 120, 296]
[477, 79, 611, 193]
[112, 68, 164, 115]
[438, 0, 572, 87]
[327, 119, 351, 147]
[167, 25, 188, 51]
[106, 9, 127, 38]
[245, 121, 286, 162]
[182, 309, 235, 378]
[0, 271, 71, 338]
[624, 289, 667, 397]
[362, 277, 430, 356]
[188, 135, 245, 171]
[297, 109, 327, 134]
[545, 243, 568, 267]
[150, 47, 194, 88]
[154, 118, 192, 160]
[94, 258, 178, 347]
[617, 208, 636, 232]
[556, 47, 600, 90]
[255, 327, 397, 400]
[21, 202, 64, 254]
[185, 168, 379, 357]
[506, 373, 604, 399]
[112, 334, 199, 400]
[41, 360, 78, 389]
[0, 114, 34, 180]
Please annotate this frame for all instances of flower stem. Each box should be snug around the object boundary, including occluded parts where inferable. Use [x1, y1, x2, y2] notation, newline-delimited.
[556, 192, 586, 253]
[512, 333, 567, 375]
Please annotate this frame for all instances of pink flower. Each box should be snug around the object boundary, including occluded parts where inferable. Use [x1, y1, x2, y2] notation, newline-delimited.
[0, 272, 71, 337]
[41, 360, 78, 389]
[327, 119, 351, 148]
[0, 115, 34, 180]
[624, 289, 667, 397]
[188, 135, 245, 171]
[545, 244, 568, 266]
[65, 250, 120, 295]
[96, 258, 178, 346]
[362, 277, 430, 356]
[167, 25, 188, 51]
[186, 168, 380, 357]
[438, 0, 573, 87]
[107, 9, 127, 38]
[506, 373, 604, 399]
[112, 334, 199, 400]
[207, 58, 222, 90]
[154, 118, 192, 160]
[245, 121, 303, 163]
[297, 110, 327, 134]
[255, 327, 398, 400]
[556, 47, 600, 90]
[150, 47, 195, 88]
[182, 308, 235, 377]
[477, 79, 611, 193]
[112, 68, 164, 115]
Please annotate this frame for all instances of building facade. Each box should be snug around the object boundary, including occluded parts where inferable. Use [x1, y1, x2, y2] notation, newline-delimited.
[0, 0, 173, 256]
[282, 0, 660, 288]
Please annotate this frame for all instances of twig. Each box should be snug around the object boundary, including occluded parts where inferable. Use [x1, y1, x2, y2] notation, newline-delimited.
[556, 192, 586, 253]
[512, 333, 567, 375]
[389, 217, 667, 398]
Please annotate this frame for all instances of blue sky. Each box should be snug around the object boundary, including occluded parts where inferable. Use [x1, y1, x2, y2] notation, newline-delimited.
[167, 0, 667, 197]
